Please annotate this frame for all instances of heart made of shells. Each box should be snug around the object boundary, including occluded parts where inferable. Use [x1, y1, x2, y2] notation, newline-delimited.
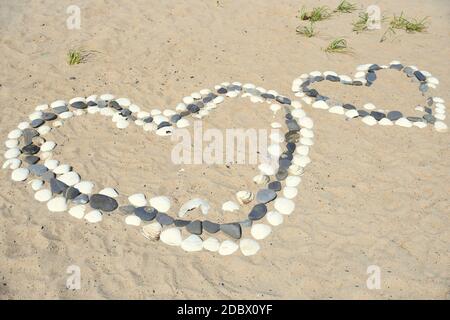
[2, 61, 447, 257]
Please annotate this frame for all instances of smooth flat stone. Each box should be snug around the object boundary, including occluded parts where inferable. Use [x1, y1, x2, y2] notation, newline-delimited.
[174, 219, 190, 227]
[256, 189, 277, 204]
[28, 164, 48, 176]
[65, 186, 81, 200]
[387, 111, 403, 121]
[413, 71, 426, 82]
[268, 181, 282, 191]
[370, 111, 386, 121]
[41, 112, 57, 121]
[40, 171, 56, 181]
[50, 178, 69, 194]
[134, 206, 157, 221]
[90, 194, 118, 212]
[423, 114, 436, 124]
[220, 223, 242, 239]
[156, 212, 174, 225]
[186, 220, 202, 235]
[72, 194, 89, 205]
[24, 155, 40, 165]
[22, 144, 40, 155]
[248, 203, 268, 220]
[202, 220, 220, 233]
[31, 119, 45, 128]
[71, 101, 87, 109]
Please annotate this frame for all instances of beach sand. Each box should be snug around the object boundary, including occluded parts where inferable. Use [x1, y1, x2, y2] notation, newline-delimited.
[0, 0, 449, 299]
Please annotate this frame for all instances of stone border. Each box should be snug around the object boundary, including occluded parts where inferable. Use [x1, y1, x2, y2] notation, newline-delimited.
[291, 61, 447, 131]
[3, 82, 310, 256]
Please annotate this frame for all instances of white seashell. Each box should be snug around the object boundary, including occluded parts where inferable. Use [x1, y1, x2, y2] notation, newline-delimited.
[378, 118, 393, 126]
[73, 109, 84, 116]
[251, 223, 272, 240]
[434, 121, 448, 133]
[291, 101, 302, 109]
[8, 129, 22, 139]
[312, 100, 329, 110]
[274, 197, 295, 215]
[328, 105, 345, 115]
[435, 113, 446, 121]
[57, 172, 80, 186]
[160, 228, 182, 246]
[345, 109, 359, 118]
[34, 189, 52, 202]
[236, 190, 254, 205]
[100, 94, 114, 101]
[293, 155, 311, 167]
[59, 111, 73, 119]
[271, 122, 282, 129]
[176, 119, 190, 128]
[116, 119, 129, 129]
[433, 97, 444, 103]
[40, 152, 53, 160]
[181, 235, 203, 252]
[69, 205, 86, 219]
[183, 96, 194, 104]
[266, 211, 284, 226]
[136, 111, 150, 119]
[339, 75, 352, 83]
[240, 239, 260, 256]
[296, 145, 309, 156]
[258, 163, 276, 176]
[222, 201, 240, 212]
[29, 111, 42, 121]
[413, 121, 427, 129]
[29, 179, 44, 191]
[84, 210, 102, 223]
[149, 196, 171, 213]
[283, 187, 298, 199]
[47, 197, 68, 212]
[86, 95, 97, 102]
[99, 187, 118, 198]
[11, 168, 29, 181]
[37, 125, 51, 135]
[40, 141, 56, 152]
[288, 164, 304, 176]
[218, 240, 239, 255]
[74, 181, 94, 194]
[116, 98, 131, 107]
[178, 198, 210, 217]
[4, 148, 21, 159]
[69, 97, 85, 105]
[270, 103, 281, 113]
[298, 117, 313, 129]
[3, 158, 21, 170]
[253, 174, 270, 185]
[267, 144, 282, 157]
[150, 109, 162, 116]
[129, 104, 140, 113]
[44, 159, 59, 170]
[363, 103, 376, 110]
[203, 237, 220, 252]
[156, 126, 173, 136]
[128, 193, 147, 207]
[142, 222, 162, 240]
[5, 139, 18, 149]
[292, 109, 306, 119]
[143, 123, 157, 131]
[53, 164, 71, 174]
[35, 104, 48, 111]
[362, 116, 377, 126]
[125, 215, 141, 226]
[395, 118, 412, 128]
[100, 108, 115, 116]
[286, 176, 301, 187]
[18, 122, 30, 130]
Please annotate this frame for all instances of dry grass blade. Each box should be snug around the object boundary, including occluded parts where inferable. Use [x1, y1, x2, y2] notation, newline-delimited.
[324, 38, 350, 53]
[296, 23, 316, 38]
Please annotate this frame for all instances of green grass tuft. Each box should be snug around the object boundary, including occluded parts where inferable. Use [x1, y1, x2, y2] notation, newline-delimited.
[380, 12, 428, 42]
[352, 12, 370, 33]
[298, 6, 332, 22]
[296, 22, 316, 38]
[335, 1, 357, 14]
[324, 38, 349, 53]
[67, 49, 87, 65]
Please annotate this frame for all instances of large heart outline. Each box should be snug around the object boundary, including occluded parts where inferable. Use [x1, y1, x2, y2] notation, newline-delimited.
[2, 60, 448, 257]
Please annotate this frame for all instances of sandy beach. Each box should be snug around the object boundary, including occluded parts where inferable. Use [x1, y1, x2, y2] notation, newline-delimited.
[0, 0, 449, 299]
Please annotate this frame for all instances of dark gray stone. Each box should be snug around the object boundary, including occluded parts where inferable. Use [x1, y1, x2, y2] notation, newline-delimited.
[407, 116, 424, 122]
[368, 64, 381, 71]
[174, 219, 190, 227]
[22, 128, 39, 146]
[134, 206, 157, 221]
[366, 71, 377, 82]
[305, 89, 318, 97]
[286, 142, 296, 153]
[157, 121, 171, 129]
[156, 213, 174, 225]
[268, 181, 282, 191]
[41, 171, 56, 181]
[65, 186, 81, 200]
[343, 104, 356, 110]
[50, 178, 69, 194]
[119, 205, 136, 214]
[326, 75, 340, 82]
[423, 114, 436, 124]
[72, 194, 89, 205]
[217, 87, 227, 94]
[170, 114, 182, 123]
[370, 111, 386, 121]
[41, 112, 57, 121]
[90, 194, 118, 212]
[276, 96, 291, 105]
[87, 101, 97, 106]
[239, 219, 253, 228]
[358, 110, 369, 117]
[256, 189, 277, 204]
[187, 104, 200, 113]
[24, 155, 40, 164]
[53, 106, 69, 114]
[202, 220, 220, 233]
[186, 220, 202, 235]
[261, 93, 275, 99]
[403, 67, 414, 76]
[387, 111, 403, 121]
[120, 109, 132, 117]
[143, 116, 153, 123]
[71, 101, 87, 109]
[286, 120, 300, 132]
[28, 164, 47, 176]
[109, 101, 122, 110]
[31, 119, 44, 128]
[285, 131, 300, 143]
[248, 203, 267, 220]
[220, 223, 242, 239]
[419, 83, 428, 93]
[413, 71, 426, 82]
[390, 64, 403, 71]
[276, 169, 288, 181]
[22, 144, 40, 155]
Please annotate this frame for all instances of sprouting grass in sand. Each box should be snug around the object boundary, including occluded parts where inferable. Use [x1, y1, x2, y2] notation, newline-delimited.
[324, 38, 350, 54]
[298, 6, 332, 22]
[296, 22, 316, 38]
[352, 12, 370, 33]
[67, 49, 87, 65]
[334, 1, 357, 14]
[381, 12, 428, 42]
